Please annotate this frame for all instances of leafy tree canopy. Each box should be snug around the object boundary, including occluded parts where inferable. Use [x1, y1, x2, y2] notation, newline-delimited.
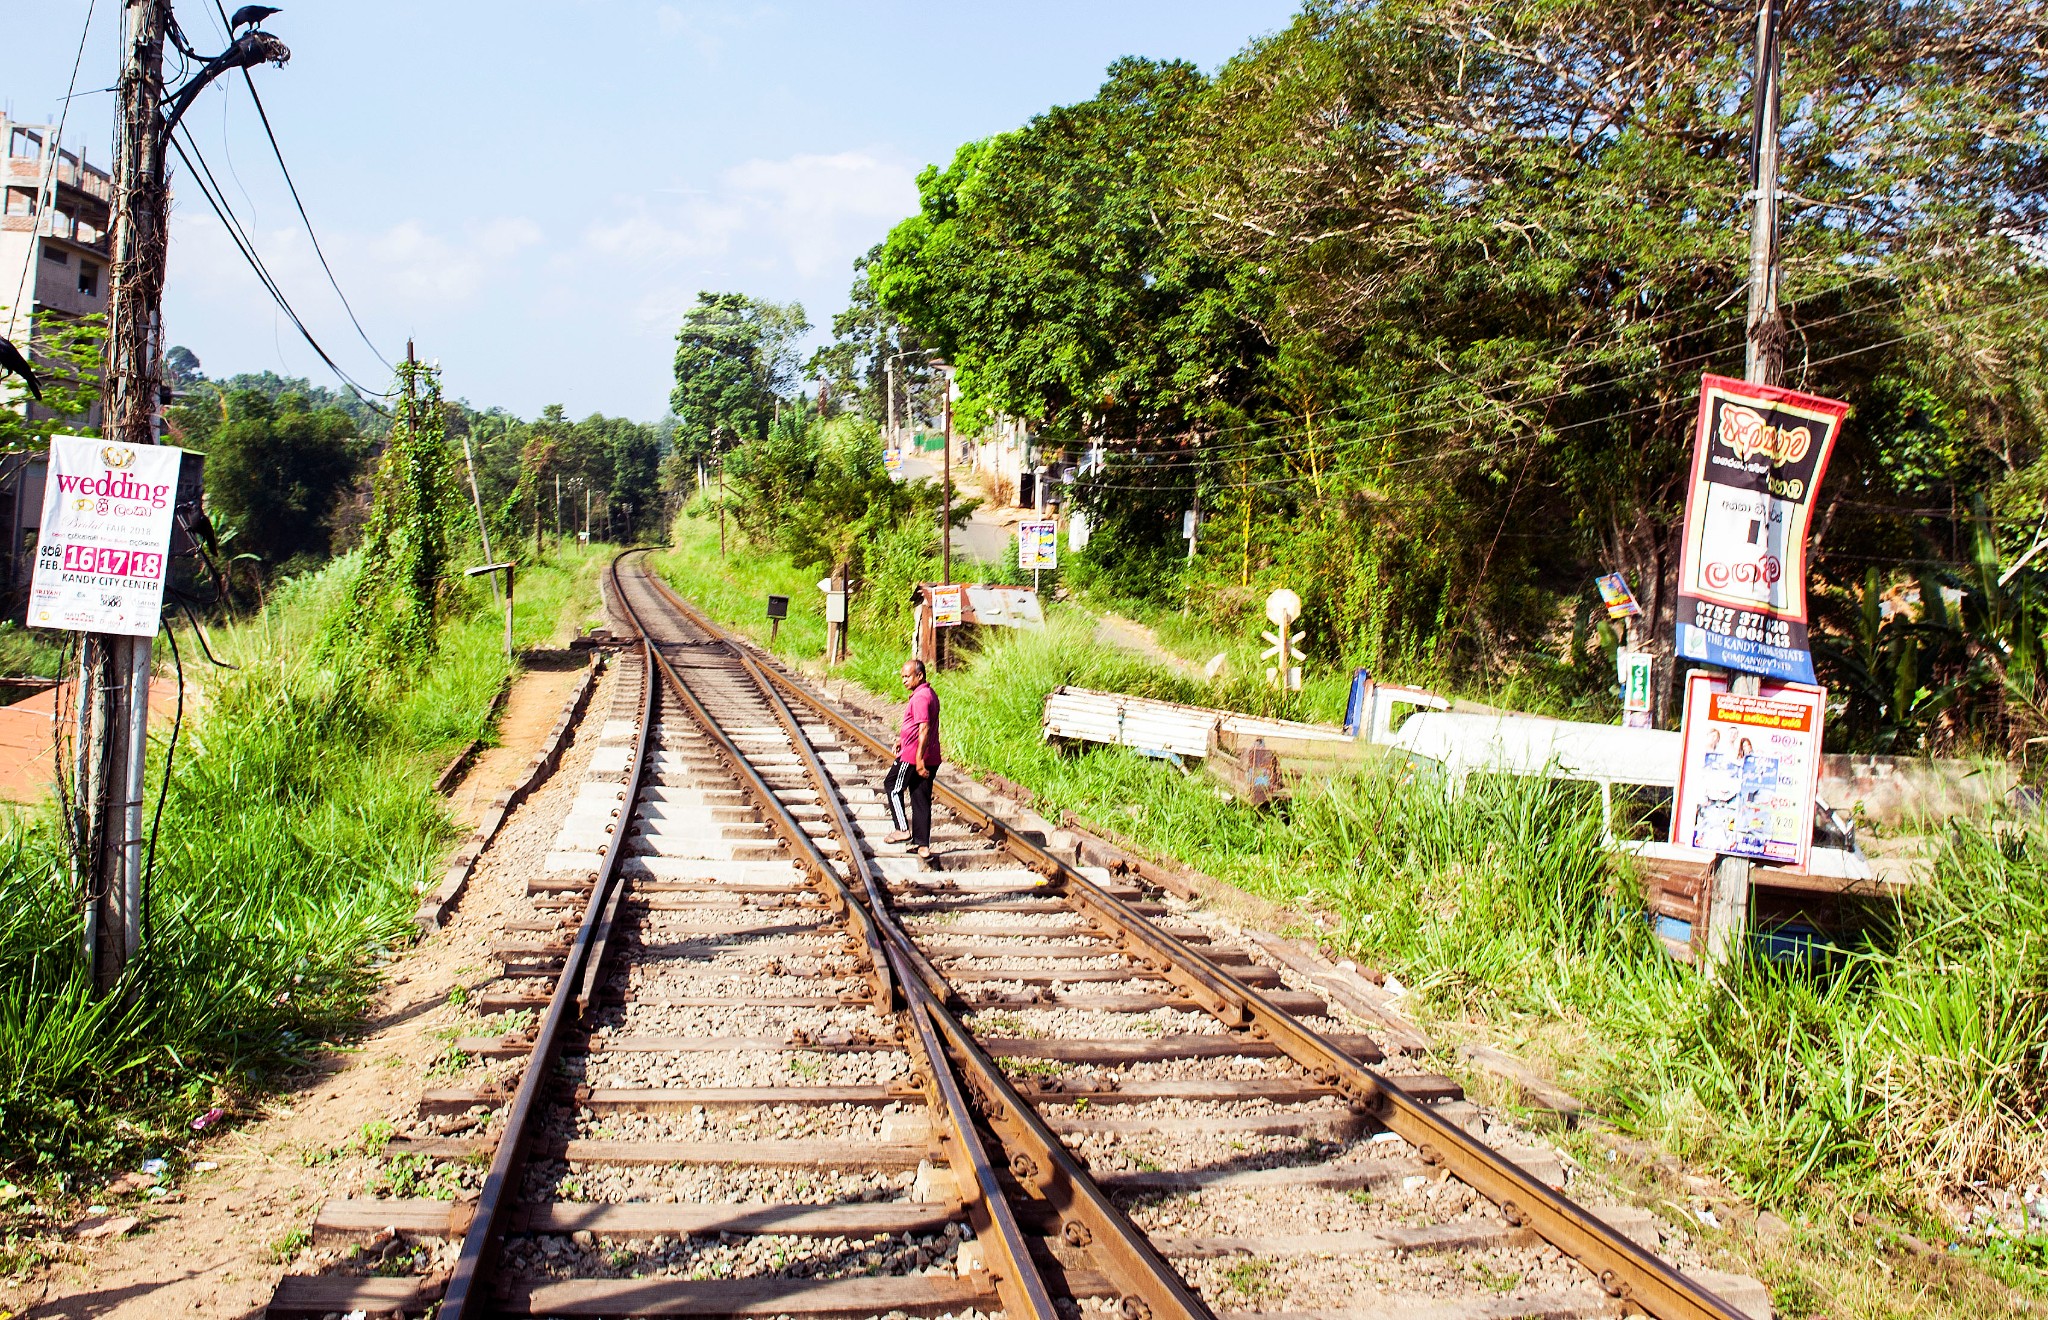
[669, 291, 810, 465]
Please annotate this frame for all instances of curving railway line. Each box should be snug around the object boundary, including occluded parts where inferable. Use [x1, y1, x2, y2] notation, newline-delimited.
[266, 549, 1765, 1320]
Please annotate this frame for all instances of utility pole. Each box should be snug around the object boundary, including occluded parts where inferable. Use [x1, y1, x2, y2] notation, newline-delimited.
[885, 358, 897, 453]
[1708, 0, 1787, 971]
[461, 432, 500, 604]
[1744, 0, 1786, 389]
[936, 360, 954, 666]
[78, 0, 174, 993]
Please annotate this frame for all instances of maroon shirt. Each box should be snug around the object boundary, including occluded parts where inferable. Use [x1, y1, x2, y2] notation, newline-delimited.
[899, 682, 941, 768]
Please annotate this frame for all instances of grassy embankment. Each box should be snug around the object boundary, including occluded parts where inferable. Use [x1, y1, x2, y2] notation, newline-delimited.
[652, 508, 2048, 1316]
[0, 542, 607, 1195]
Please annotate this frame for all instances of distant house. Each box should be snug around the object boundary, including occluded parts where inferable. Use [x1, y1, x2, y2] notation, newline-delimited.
[0, 112, 112, 430]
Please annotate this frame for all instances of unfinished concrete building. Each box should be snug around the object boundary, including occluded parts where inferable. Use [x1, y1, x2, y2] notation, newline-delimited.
[0, 112, 112, 427]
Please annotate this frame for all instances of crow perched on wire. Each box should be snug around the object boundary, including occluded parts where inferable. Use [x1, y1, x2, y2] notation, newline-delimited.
[0, 337, 42, 402]
[229, 5, 281, 31]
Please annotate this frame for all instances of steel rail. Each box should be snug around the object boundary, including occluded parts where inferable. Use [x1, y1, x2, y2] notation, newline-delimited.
[638, 567, 1755, 1320]
[439, 556, 656, 1319]
[719, 620, 1213, 1320]
[614, 552, 1058, 1320]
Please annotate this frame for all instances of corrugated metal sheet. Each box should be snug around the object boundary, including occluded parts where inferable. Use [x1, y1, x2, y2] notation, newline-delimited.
[1041, 686, 1351, 760]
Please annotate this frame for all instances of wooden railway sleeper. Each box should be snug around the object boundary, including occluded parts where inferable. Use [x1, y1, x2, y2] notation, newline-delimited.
[674, 592, 1213, 1320]
[634, 586, 1056, 1320]
[655, 569, 1762, 1320]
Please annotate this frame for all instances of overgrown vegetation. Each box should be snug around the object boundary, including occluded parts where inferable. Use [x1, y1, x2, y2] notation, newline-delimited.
[840, 0, 2048, 754]
[0, 537, 603, 1179]
[339, 357, 466, 666]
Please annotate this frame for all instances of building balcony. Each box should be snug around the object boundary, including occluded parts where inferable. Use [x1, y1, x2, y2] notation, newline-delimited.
[3, 154, 112, 205]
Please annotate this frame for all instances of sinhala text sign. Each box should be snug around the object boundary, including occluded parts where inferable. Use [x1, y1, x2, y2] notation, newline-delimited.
[29, 436, 185, 637]
[1670, 671, 1826, 868]
[1018, 520, 1058, 571]
[1675, 374, 1849, 682]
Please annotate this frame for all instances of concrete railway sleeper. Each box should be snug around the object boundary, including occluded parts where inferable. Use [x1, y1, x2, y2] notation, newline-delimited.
[263, 551, 1769, 1320]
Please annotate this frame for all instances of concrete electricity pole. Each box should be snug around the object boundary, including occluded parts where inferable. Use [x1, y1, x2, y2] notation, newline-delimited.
[1743, 0, 1787, 389]
[78, 0, 174, 992]
[79, 2, 291, 991]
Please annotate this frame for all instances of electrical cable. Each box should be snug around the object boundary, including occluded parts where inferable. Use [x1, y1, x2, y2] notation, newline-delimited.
[1065, 281, 2048, 495]
[1034, 260, 1905, 466]
[172, 596, 238, 668]
[8, 0, 98, 334]
[1073, 263, 1909, 478]
[206, 0, 391, 369]
[237, 72, 391, 368]
[139, 617, 184, 960]
[166, 128, 393, 410]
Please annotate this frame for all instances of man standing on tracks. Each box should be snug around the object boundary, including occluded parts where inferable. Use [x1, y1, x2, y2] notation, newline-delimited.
[884, 658, 941, 856]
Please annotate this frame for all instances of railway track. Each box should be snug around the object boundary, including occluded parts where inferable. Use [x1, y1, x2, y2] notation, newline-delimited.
[266, 551, 1766, 1320]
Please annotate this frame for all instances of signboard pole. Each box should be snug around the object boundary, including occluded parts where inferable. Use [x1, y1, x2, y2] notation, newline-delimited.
[1706, 1, 1788, 967]
[75, 0, 175, 993]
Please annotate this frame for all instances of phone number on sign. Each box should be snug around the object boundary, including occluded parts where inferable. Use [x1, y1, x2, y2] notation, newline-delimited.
[61, 544, 164, 580]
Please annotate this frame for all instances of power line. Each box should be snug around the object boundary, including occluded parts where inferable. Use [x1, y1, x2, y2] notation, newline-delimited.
[203, 0, 389, 370]
[1078, 262, 1909, 476]
[8, 0, 98, 332]
[167, 127, 392, 410]
[1080, 275, 1963, 489]
[236, 70, 390, 369]
[1069, 282, 2048, 496]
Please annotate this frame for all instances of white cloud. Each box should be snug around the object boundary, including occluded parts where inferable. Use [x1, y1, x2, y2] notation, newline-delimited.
[171, 211, 544, 312]
[584, 149, 917, 287]
[653, 3, 781, 58]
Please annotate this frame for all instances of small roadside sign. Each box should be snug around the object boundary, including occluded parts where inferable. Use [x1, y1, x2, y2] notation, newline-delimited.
[1617, 649, 1654, 728]
[884, 444, 902, 477]
[1018, 520, 1058, 571]
[1596, 573, 1642, 619]
[766, 594, 789, 619]
[930, 584, 964, 628]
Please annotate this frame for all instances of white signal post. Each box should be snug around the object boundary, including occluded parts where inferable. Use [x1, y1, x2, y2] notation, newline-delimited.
[1262, 587, 1304, 692]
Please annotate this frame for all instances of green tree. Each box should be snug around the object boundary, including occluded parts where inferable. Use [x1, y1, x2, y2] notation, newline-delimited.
[193, 390, 363, 570]
[669, 292, 811, 467]
[0, 311, 107, 447]
[870, 58, 1266, 441]
[723, 410, 941, 579]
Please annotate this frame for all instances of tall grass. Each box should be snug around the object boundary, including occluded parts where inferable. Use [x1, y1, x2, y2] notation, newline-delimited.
[0, 543, 606, 1176]
[655, 535, 2048, 1226]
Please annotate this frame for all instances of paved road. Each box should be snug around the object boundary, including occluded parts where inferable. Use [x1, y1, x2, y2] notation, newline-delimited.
[898, 451, 1018, 566]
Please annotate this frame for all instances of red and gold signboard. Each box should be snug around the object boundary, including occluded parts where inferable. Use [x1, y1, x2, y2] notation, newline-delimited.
[1675, 374, 1850, 682]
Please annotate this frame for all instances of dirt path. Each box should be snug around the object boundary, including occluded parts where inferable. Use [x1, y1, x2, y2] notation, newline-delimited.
[1091, 610, 1205, 678]
[447, 654, 588, 829]
[16, 659, 621, 1320]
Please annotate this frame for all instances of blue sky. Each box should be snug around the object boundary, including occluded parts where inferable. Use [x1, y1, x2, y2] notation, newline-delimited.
[3, 2, 1299, 420]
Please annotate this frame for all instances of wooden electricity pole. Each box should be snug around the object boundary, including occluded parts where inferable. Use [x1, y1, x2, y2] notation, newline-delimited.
[936, 361, 954, 667]
[75, 7, 290, 991]
[1707, 0, 1788, 970]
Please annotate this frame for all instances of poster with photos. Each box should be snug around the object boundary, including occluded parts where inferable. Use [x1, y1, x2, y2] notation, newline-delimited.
[1670, 671, 1826, 868]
